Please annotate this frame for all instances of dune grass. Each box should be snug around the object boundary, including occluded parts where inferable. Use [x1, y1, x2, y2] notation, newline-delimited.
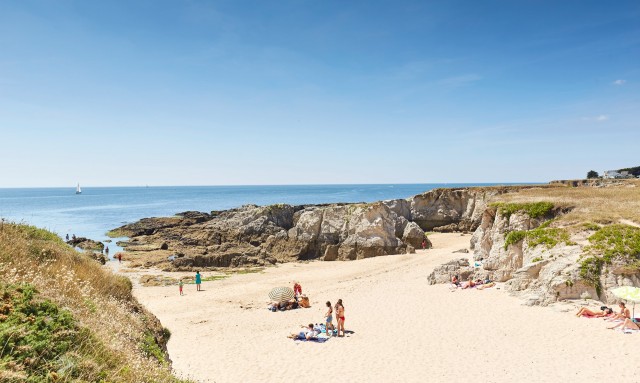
[490, 180, 640, 226]
[0, 223, 191, 383]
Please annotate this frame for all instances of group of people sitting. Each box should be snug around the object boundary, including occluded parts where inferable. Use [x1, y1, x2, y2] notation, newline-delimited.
[451, 274, 496, 290]
[268, 282, 310, 312]
[576, 302, 640, 332]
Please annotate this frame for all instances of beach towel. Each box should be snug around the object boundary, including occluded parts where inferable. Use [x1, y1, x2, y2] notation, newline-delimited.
[292, 336, 329, 343]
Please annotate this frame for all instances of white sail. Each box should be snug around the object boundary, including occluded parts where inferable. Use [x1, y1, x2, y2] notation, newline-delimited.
[76, 183, 82, 194]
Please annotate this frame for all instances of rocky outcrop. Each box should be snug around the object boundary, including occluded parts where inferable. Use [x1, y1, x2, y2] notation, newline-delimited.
[409, 188, 494, 232]
[67, 237, 104, 252]
[113, 187, 512, 270]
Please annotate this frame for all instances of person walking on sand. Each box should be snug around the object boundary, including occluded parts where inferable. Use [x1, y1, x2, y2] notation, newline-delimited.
[105, 246, 109, 256]
[325, 301, 335, 336]
[179, 280, 184, 296]
[195, 271, 202, 291]
[335, 299, 345, 337]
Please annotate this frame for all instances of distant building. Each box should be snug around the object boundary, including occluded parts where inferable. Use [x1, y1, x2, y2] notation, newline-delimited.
[603, 170, 622, 179]
[603, 170, 634, 179]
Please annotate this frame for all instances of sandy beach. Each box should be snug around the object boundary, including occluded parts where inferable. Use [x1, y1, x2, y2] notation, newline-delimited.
[116, 233, 640, 383]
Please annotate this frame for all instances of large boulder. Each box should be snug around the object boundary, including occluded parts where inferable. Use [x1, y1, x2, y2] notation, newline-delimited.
[402, 222, 425, 248]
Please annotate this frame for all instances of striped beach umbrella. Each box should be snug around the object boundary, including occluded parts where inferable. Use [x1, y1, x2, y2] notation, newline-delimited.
[268, 286, 295, 303]
[611, 286, 640, 317]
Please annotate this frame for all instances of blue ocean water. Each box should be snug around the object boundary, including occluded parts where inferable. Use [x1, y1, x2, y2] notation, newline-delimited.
[0, 184, 504, 250]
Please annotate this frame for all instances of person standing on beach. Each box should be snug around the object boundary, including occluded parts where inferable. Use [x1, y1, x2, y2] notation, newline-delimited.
[117, 253, 122, 263]
[335, 299, 345, 337]
[421, 238, 426, 250]
[179, 280, 184, 296]
[105, 246, 109, 256]
[195, 271, 202, 291]
[325, 301, 335, 336]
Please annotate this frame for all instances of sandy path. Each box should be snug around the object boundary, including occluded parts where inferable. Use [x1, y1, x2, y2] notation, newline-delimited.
[122, 233, 640, 383]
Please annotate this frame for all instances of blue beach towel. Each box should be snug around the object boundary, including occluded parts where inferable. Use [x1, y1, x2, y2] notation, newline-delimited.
[293, 336, 330, 343]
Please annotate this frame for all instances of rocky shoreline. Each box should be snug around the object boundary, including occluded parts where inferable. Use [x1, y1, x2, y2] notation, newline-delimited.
[111, 186, 533, 269]
[110, 181, 640, 308]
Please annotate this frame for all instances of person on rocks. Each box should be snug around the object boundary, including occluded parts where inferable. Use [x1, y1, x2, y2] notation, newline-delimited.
[195, 271, 202, 291]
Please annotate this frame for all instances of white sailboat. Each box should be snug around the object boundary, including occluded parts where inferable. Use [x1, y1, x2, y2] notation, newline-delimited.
[76, 183, 82, 194]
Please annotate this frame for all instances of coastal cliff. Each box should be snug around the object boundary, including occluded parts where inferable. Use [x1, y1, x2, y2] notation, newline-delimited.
[111, 187, 508, 269]
[428, 180, 640, 306]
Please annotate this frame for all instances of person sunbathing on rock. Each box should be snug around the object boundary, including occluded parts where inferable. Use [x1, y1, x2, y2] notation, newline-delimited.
[575, 306, 613, 317]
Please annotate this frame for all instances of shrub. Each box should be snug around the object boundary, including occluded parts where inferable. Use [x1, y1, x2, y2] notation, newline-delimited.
[504, 230, 526, 249]
[491, 202, 554, 219]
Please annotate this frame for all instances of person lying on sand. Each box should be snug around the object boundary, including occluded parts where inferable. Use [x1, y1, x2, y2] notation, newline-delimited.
[461, 276, 476, 289]
[575, 306, 613, 318]
[605, 302, 630, 321]
[288, 324, 318, 340]
[477, 281, 496, 290]
[608, 317, 640, 331]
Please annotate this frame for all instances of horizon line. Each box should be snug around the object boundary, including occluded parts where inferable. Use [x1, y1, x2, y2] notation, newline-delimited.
[0, 181, 546, 189]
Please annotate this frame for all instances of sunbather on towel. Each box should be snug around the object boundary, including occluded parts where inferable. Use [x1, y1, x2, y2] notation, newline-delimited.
[575, 306, 613, 318]
[605, 302, 630, 321]
[461, 276, 476, 289]
[608, 317, 640, 331]
[288, 324, 318, 340]
[477, 281, 496, 290]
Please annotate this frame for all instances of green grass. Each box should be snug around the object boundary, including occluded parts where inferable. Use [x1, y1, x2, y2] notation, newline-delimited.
[0, 283, 88, 381]
[579, 224, 640, 297]
[531, 257, 543, 262]
[141, 331, 169, 367]
[582, 222, 601, 231]
[504, 230, 527, 249]
[491, 201, 555, 219]
[504, 225, 573, 250]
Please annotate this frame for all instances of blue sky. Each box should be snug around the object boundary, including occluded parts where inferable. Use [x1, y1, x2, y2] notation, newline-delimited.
[1, 0, 638, 187]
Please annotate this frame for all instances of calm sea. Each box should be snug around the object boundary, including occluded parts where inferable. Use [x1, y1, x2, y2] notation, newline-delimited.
[0, 184, 506, 251]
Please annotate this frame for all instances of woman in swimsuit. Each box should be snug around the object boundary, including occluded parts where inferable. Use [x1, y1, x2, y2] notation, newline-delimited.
[325, 301, 335, 336]
[336, 299, 345, 337]
[606, 302, 630, 321]
[575, 306, 611, 317]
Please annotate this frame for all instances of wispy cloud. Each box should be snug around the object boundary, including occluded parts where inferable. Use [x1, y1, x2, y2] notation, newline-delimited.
[438, 74, 482, 87]
[613, 79, 626, 85]
[582, 114, 609, 122]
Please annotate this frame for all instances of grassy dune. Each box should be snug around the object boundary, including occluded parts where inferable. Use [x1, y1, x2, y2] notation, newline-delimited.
[491, 180, 640, 226]
[0, 223, 191, 383]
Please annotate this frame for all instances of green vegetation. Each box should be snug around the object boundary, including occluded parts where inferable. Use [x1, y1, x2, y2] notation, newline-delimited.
[618, 166, 640, 177]
[504, 224, 573, 250]
[491, 201, 554, 219]
[504, 230, 526, 249]
[580, 257, 604, 296]
[579, 224, 640, 297]
[582, 222, 601, 231]
[0, 223, 191, 382]
[586, 224, 640, 263]
[587, 170, 599, 179]
[531, 257, 543, 262]
[527, 227, 573, 249]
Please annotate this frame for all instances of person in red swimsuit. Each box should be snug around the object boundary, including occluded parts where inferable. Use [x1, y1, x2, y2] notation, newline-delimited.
[335, 299, 345, 337]
[293, 282, 302, 299]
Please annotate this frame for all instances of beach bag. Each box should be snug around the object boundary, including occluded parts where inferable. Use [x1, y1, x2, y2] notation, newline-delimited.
[299, 296, 310, 308]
